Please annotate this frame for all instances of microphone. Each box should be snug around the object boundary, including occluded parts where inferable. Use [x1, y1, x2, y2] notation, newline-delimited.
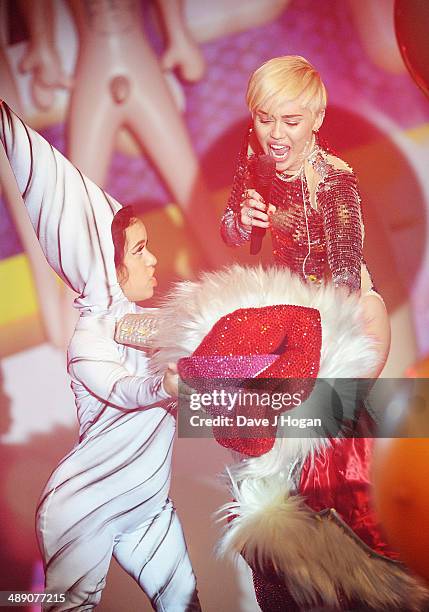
[250, 154, 276, 255]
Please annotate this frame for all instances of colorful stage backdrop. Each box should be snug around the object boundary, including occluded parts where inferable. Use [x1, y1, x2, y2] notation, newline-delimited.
[0, 1, 428, 610]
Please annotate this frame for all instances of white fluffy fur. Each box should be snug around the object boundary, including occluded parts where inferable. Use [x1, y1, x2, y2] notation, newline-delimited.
[216, 476, 428, 609]
[150, 264, 378, 376]
[149, 266, 428, 608]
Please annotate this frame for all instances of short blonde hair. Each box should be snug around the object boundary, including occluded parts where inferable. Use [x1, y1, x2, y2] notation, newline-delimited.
[246, 56, 327, 115]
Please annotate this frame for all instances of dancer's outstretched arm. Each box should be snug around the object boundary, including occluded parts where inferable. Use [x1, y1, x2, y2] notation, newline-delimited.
[0, 100, 121, 311]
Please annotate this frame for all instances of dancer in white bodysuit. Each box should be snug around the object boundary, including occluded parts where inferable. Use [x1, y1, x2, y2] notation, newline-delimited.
[0, 101, 200, 611]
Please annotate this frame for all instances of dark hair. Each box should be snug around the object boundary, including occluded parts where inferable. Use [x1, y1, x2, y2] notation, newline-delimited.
[111, 206, 140, 283]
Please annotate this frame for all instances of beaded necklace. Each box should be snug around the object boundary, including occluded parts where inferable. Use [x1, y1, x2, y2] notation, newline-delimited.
[274, 145, 320, 282]
[275, 166, 303, 182]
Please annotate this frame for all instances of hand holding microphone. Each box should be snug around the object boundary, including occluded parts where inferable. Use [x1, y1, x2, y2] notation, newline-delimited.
[239, 154, 276, 255]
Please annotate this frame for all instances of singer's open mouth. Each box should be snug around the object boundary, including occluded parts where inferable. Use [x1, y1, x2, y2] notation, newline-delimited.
[268, 144, 290, 160]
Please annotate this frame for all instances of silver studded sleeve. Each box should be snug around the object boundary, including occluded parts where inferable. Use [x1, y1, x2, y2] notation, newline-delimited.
[317, 169, 363, 293]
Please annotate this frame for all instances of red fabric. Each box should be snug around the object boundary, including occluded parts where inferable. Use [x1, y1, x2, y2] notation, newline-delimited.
[299, 434, 399, 560]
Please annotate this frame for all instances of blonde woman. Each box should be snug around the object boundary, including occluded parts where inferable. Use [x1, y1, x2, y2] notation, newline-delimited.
[221, 55, 390, 378]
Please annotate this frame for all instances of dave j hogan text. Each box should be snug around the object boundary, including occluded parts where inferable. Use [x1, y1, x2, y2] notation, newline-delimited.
[189, 414, 322, 429]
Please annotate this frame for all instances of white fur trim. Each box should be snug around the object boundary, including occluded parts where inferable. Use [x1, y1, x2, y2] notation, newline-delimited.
[217, 474, 429, 610]
[150, 265, 378, 377]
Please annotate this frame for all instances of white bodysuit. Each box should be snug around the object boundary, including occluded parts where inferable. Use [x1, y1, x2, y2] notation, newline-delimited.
[0, 101, 199, 611]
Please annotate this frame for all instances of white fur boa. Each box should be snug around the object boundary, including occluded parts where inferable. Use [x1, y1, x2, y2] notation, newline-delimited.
[150, 264, 377, 376]
[150, 265, 428, 609]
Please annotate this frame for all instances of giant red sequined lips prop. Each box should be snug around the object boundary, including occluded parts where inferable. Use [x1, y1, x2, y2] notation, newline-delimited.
[178, 304, 322, 457]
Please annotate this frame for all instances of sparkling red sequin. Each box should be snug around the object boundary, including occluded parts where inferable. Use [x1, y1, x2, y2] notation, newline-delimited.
[270, 173, 327, 281]
[178, 305, 322, 457]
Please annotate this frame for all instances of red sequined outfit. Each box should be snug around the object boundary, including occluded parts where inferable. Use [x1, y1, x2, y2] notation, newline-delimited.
[221, 132, 364, 293]
[216, 135, 429, 611]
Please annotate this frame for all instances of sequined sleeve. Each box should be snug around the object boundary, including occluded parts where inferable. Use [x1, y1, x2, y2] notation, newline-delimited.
[317, 168, 363, 293]
[115, 311, 159, 348]
[220, 138, 252, 247]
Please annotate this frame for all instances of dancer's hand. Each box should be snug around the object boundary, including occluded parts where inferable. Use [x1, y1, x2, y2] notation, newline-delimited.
[240, 189, 276, 228]
[177, 379, 198, 406]
[162, 363, 179, 397]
